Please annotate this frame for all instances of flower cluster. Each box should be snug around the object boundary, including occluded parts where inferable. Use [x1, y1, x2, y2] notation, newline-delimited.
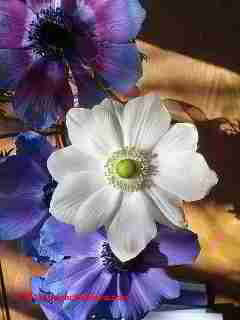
[0, 1, 220, 320]
[31, 217, 202, 320]
[0, 93, 218, 319]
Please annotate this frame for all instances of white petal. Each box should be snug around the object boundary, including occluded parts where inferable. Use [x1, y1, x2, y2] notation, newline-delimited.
[122, 93, 171, 149]
[107, 192, 157, 262]
[95, 98, 124, 116]
[153, 151, 218, 201]
[145, 186, 185, 228]
[47, 146, 103, 182]
[50, 172, 106, 224]
[66, 108, 93, 152]
[94, 98, 124, 130]
[95, 98, 115, 112]
[74, 186, 123, 233]
[154, 123, 198, 154]
[66, 105, 123, 158]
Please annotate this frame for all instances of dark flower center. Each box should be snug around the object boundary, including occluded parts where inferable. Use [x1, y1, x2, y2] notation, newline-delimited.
[101, 242, 144, 273]
[101, 240, 168, 274]
[39, 21, 73, 49]
[28, 7, 75, 58]
[43, 178, 57, 208]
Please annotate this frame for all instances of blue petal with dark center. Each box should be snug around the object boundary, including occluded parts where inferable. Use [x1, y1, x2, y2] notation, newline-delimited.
[31, 220, 201, 320]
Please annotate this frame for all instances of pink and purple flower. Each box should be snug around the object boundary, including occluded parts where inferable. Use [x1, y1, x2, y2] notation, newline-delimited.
[0, 0, 145, 128]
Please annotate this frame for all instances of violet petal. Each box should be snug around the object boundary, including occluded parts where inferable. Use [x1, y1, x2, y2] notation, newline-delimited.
[26, 0, 54, 12]
[129, 269, 180, 307]
[95, 42, 142, 94]
[0, 49, 32, 90]
[0, 155, 48, 196]
[154, 225, 201, 266]
[16, 131, 55, 172]
[39, 217, 105, 258]
[0, 156, 49, 239]
[0, 0, 32, 48]
[63, 0, 146, 43]
[14, 57, 74, 128]
[32, 276, 65, 317]
[63, 264, 112, 320]
[0, 196, 48, 240]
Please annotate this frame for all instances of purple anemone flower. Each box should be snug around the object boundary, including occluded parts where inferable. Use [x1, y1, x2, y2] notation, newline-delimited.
[0, 131, 56, 240]
[0, 0, 145, 128]
[32, 217, 201, 320]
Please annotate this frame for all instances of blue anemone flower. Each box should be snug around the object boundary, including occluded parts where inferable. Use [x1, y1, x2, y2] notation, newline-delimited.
[0, 0, 145, 128]
[32, 217, 201, 320]
[0, 131, 56, 240]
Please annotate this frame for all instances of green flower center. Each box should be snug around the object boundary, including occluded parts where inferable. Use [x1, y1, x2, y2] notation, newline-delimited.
[104, 146, 154, 192]
[116, 159, 138, 178]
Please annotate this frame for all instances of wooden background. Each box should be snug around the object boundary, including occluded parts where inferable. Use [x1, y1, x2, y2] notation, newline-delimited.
[1, 0, 240, 319]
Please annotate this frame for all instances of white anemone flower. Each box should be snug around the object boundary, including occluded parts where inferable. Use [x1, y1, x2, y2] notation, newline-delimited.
[47, 93, 218, 262]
